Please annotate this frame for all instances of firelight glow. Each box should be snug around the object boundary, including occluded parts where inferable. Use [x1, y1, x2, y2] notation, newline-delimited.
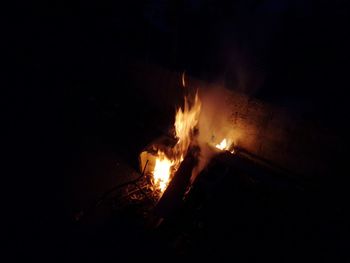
[181, 71, 186, 88]
[153, 151, 174, 192]
[151, 91, 201, 195]
[174, 92, 201, 163]
[215, 138, 228, 150]
[215, 138, 235, 153]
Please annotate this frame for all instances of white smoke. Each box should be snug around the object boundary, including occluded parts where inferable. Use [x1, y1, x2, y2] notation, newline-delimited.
[190, 85, 240, 183]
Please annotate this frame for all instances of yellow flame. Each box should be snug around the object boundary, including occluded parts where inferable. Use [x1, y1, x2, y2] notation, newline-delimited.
[152, 91, 201, 194]
[153, 151, 174, 192]
[173, 91, 201, 167]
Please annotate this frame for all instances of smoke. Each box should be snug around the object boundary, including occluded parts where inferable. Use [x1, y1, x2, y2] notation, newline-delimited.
[190, 85, 241, 183]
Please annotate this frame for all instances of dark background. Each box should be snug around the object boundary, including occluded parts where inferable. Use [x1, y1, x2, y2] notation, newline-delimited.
[5, 0, 349, 261]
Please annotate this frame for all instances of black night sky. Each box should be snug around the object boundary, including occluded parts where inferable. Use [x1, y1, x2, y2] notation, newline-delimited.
[5, 0, 350, 262]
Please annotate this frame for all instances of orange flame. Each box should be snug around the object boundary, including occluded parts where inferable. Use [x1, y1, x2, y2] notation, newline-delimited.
[152, 151, 174, 192]
[173, 92, 201, 166]
[151, 91, 201, 194]
[181, 71, 186, 88]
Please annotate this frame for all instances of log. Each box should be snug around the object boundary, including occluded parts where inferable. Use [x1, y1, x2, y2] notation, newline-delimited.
[153, 147, 199, 220]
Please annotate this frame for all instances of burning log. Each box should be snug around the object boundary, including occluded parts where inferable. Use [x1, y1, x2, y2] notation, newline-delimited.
[153, 147, 199, 220]
[139, 135, 177, 188]
[138, 89, 201, 201]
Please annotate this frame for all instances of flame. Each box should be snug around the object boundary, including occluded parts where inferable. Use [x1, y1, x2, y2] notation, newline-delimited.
[151, 91, 201, 195]
[174, 92, 201, 165]
[215, 138, 228, 150]
[215, 138, 235, 153]
[181, 71, 186, 88]
[153, 151, 174, 192]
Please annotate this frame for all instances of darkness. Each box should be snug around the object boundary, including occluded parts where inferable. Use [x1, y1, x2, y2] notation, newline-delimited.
[5, 0, 350, 262]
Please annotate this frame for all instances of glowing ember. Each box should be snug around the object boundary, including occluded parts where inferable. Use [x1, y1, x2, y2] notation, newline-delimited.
[215, 138, 235, 153]
[215, 138, 228, 150]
